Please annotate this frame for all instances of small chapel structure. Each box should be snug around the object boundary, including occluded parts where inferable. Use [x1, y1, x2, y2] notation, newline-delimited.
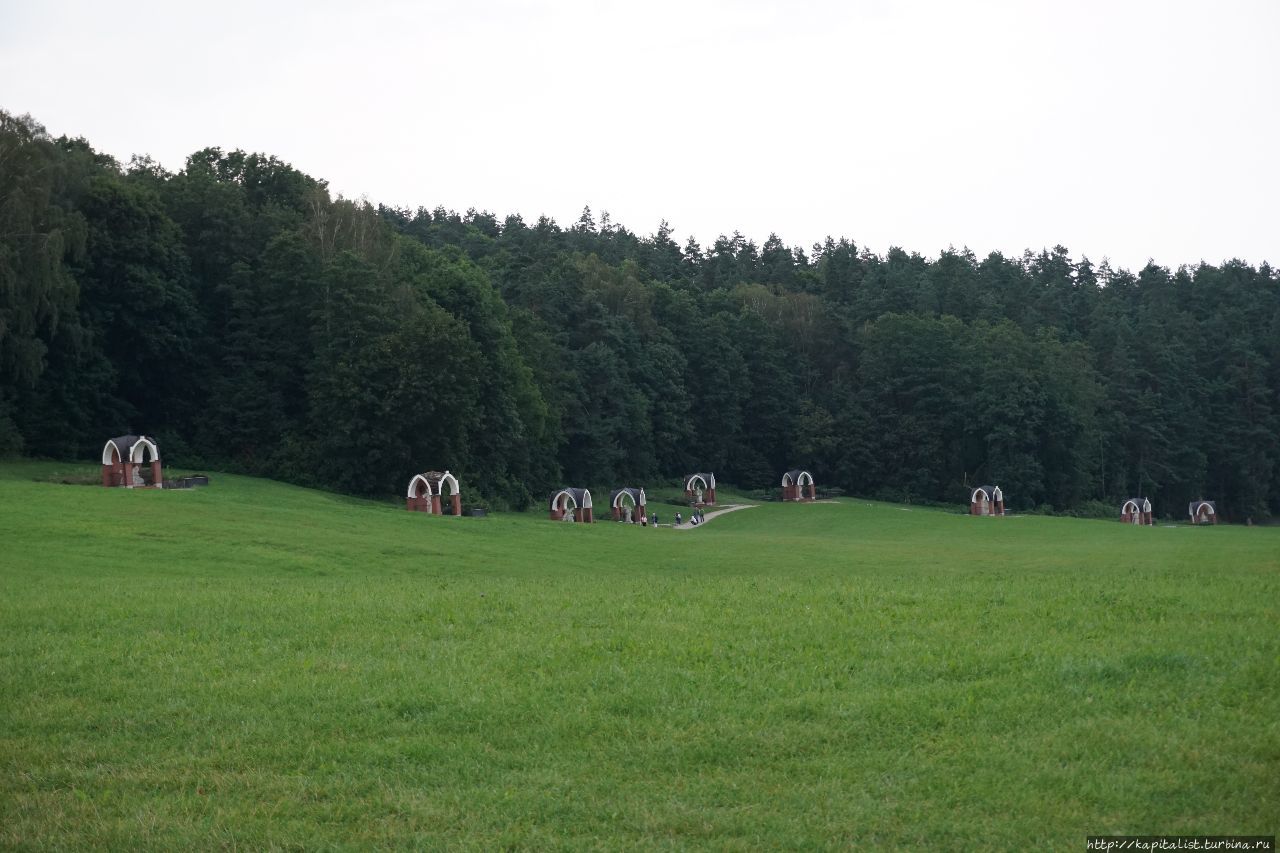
[406, 471, 462, 515]
[1121, 497, 1153, 525]
[970, 485, 1005, 516]
[550, 488, 593, 523]
[609, 487, 647, 523]
[1188, 500, 1218, 525]
[683, 473, 716, 506]
[781, 469, 816, 502]
[101, 435, 162, 488]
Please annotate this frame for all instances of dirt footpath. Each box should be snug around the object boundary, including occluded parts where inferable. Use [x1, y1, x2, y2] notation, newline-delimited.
[671, 504, 757, 530]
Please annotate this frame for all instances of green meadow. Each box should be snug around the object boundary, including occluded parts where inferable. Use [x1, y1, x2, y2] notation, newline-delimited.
[1, 462, 1276, 850]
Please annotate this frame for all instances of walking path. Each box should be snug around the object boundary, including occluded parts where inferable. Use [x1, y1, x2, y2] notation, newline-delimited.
[670, 503, 757, 530]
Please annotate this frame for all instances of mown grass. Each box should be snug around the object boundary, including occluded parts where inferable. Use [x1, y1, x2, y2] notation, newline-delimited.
[1, 461, 1277, 849]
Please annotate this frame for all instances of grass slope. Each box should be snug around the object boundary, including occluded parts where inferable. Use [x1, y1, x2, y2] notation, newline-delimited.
[1, 462, 1277, 849]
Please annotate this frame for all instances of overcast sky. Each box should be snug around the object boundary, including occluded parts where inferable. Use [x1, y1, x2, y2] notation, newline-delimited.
[2, 0, 1276, 272]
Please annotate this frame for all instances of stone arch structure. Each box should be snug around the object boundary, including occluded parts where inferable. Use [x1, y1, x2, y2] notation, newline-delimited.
[683, 473, 716, 506]
[101, 435, 162, 488]
[1188, 500, 1217, 525]
[406, 474, 433, 513]
[550, 488, 593, 523]
[1121, 498, 1153, 525]
[406, 470, 462, 515]
[436, 472, 461, 516]
[609, 487, 647, 523]
[970, 485, 1005, 516]
[781, 469, 815, 502]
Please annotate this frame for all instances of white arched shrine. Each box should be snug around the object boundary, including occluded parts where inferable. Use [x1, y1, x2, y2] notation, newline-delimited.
[100, 435, 161, 488]
[683, 473, 717, 505]
[609, 487, 647, 522]
[970, 485, 1005, 516]
[550, 488, 593, 522]
[781, 469, 815, 501]
[406, 470, 463, 515]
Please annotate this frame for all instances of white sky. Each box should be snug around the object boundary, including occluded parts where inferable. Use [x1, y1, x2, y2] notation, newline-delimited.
[2, 0, 1277, 272]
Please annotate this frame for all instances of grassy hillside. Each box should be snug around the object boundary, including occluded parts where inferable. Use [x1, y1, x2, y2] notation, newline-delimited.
[1, 461, 1276, 849]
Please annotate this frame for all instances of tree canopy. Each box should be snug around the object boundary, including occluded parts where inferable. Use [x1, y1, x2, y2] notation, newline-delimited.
[2, 111, 1277, 519]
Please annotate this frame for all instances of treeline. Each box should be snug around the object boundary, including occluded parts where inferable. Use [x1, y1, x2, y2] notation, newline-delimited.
[2, 112, 1277, 519]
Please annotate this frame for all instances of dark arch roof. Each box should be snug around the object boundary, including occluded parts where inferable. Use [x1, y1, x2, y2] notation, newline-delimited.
[684, 472, 715, 490]
[1188, 500, 1216, 515]
[782, 469, 813, 486]
[103, 435, 159, 464]
[421, 470, 459, 494]
[108, 435, 141, 455]
[550, 488, 592, 510]
[1122, 497, 1150, 510]
[407, 471, 459, 498]
[610, 487, 646, 506]
[971, 485, 1002, 500]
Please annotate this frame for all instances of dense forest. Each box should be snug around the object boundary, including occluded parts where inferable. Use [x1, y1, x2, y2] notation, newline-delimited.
[2, 111, 1277, 520]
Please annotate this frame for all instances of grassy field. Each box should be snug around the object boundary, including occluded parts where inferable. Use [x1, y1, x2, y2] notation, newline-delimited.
[1, 461, 1276, 849]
